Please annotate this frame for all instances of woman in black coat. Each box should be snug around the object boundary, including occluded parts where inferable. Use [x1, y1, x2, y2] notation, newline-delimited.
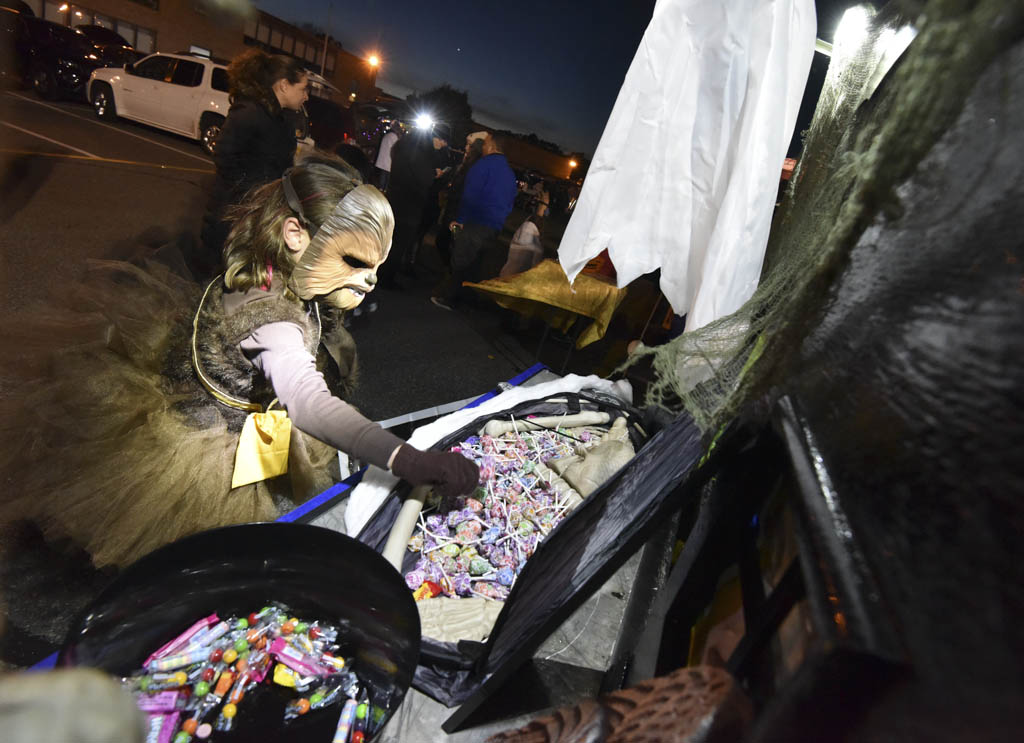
[197, 49, 309, 278]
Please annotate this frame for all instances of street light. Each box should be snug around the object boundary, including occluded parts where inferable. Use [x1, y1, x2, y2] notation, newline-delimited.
[569, 160, 578, 169]
[367, 54, 380, 68]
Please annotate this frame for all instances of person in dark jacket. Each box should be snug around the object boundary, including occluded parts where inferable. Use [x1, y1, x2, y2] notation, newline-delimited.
[435, 132, 485, 266]
[379, 123, 449, 287]
[431, 132, 517, 309]
[197, 49, 309, 279]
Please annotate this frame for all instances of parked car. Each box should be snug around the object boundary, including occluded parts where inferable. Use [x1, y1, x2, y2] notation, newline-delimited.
[0, 11, 102, 99]
[88, 52, 230, 155]
[74, 24, 141, 66]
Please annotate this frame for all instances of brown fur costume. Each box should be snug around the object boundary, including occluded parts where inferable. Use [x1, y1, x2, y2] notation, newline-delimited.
[0, 256, 354, 568]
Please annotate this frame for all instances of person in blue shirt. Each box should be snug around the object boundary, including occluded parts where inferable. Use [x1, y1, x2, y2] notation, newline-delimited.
[431, 132, 517, 310]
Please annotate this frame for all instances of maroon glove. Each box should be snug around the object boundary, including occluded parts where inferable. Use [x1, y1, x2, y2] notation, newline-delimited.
[390, 444, 480, 497]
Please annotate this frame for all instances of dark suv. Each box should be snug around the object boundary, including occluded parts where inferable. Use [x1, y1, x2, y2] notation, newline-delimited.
[10, 15, 123, 100]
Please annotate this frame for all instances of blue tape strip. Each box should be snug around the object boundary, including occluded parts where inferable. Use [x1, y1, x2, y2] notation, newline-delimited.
[276, 471, 363, 523]
[31, 652, 57, 670]
[464, 362, 548, 410]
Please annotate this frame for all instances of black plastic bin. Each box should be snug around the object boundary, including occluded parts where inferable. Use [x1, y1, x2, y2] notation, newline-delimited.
[58, 522, 421, 742]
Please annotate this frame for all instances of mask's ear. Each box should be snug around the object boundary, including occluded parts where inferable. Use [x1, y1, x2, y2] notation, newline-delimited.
[282, 216, 309, 256]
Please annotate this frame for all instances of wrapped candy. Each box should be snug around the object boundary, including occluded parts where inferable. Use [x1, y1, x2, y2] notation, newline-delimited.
[404, 570, 425, 590]
[469, 557, 491, 576]
[403, 424, 610, 600]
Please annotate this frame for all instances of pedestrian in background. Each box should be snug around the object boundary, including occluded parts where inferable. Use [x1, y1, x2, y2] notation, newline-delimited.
[416, 124, 452, 254]
[431, 132, 517, 310]
[435, 131, 486, 266]
[381, 123, 449, 287]
[374, 122, 401, 191]
[198, 49, 309, 279]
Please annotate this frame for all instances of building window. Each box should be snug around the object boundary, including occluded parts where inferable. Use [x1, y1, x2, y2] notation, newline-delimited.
[24, 0, 42, 15]
[93, 13, 113, 29]
[270, 29, 282, 49]
[136, 26, 155, 52]
[244, 17, 257, 38]
[294, 40, 305, 59]
[326, 54, 335, 72]
[43, 0, 63, 23]
[116, 20, 135, 45]
[257, 23, 270, 44]
[281, 36, 293, 54]
[304, 45, 315, 63]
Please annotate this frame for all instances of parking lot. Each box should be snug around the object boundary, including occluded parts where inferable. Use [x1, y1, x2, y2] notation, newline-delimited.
[0, 89, 214, 318]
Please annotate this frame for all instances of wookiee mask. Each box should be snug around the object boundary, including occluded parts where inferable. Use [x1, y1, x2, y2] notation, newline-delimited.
[284, 175, 394, 311]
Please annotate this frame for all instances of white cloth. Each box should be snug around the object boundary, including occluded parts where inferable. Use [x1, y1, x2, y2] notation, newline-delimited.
[558, 0, 816, 331]
[344, 374, 633, 536]
[375, 131, 399, 171]
[500, 220, 544, 277]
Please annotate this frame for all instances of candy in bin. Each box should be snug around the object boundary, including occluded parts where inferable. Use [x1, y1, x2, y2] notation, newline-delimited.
[332, 698, 358, 743]
[351, 693, 371, 743]
[412, 580, 442, 601]
[269, 636, 333, 677]
[138, 670, 190, 692]
[145, 614, 218, 666]
[135, 690, 184, 713]
[145, 711, 180, 743]
[404, 569, 425, 590]
[212, 668, 257, 733]
[307, 619, 339, 645]
[274, 662, 318, 692]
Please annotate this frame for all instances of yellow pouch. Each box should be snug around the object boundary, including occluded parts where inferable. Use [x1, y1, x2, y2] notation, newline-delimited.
[231, 409, 292, 488]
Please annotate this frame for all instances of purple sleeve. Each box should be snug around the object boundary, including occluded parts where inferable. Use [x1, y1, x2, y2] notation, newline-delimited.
[240, 322, 404, 469]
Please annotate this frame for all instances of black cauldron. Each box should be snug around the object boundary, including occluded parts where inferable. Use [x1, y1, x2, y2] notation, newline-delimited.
[58, 523, 420, 742]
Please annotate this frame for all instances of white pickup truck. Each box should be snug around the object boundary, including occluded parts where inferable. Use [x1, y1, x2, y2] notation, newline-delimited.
[88, 51, 230, 155]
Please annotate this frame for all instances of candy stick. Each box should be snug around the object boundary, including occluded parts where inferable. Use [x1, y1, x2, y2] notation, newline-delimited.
[332, 698, 358, 743]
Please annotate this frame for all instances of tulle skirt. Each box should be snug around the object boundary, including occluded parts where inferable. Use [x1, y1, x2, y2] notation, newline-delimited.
[0, 252, 334, 568]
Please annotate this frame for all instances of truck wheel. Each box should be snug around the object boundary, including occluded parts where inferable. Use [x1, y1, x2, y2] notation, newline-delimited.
[200, 114, 224, 156]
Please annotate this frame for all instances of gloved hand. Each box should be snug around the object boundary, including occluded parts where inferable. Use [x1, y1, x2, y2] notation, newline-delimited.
[390, 444, 480, 498]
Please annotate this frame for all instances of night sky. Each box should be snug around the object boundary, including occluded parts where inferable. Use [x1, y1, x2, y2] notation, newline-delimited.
[254, 0, 864, 157]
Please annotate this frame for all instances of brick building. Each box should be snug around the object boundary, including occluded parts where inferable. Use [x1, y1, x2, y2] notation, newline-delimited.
[21, 0, 376, 103]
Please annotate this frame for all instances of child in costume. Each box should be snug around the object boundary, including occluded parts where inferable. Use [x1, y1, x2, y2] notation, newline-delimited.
[0, 154, 477, 568]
